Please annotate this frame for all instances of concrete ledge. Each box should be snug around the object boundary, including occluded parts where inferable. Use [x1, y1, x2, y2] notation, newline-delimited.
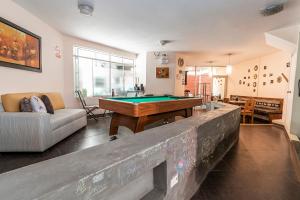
[0, 103, 241, 200]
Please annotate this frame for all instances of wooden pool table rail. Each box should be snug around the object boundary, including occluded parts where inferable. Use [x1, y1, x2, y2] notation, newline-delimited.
[99, 97, 202, 117]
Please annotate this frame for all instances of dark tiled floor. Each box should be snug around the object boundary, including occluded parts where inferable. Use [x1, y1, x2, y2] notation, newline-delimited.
[192, 125, 300, 200]
[0, 116, 133, 174]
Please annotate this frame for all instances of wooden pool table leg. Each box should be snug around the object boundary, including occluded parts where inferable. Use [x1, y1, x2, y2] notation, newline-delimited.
[134, 116, 147, 133]
[110, 113, 143, 136]
[185, 108, 193, 117]
[109, 113, 120, 136]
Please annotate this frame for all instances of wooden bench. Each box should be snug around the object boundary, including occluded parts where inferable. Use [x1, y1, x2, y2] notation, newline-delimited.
[230, 95, 283, 123]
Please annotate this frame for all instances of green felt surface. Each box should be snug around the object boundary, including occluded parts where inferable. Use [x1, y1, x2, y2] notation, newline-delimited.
[108, 96, 182, 103]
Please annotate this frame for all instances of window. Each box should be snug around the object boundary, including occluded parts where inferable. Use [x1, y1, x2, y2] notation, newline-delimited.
[73, 46, 135, 97]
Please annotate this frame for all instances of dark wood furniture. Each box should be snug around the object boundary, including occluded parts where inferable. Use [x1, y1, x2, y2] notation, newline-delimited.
[230, 95, 284, 123]
[229, 100, 246, 107]
[99, 96, 202, 136]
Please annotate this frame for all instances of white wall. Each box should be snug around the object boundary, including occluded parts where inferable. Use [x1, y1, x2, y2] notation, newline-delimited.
[290, 35, 300, 137]
[227, 51, 291, 122]
[62, 35, 138, 108]
[146, 52, 176, 95]
[0, 0, 64, 96]
[286, 46, 298, 134]
[135, 52, 147, 87]
[0, 0, 142, 110]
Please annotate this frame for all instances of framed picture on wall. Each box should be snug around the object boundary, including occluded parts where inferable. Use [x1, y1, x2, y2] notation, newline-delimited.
[0, 17, 42, 72]
[156, 67, 169, 78]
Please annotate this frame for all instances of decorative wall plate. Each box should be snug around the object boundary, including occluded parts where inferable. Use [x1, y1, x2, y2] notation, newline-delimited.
[277, 76, 282, 83]
[253, 82, 257, 87]
[178, 58, 184, 67]
[253, 74, 258, 79]
[254, 65, 258, 71]
[270, 80, 274, 84]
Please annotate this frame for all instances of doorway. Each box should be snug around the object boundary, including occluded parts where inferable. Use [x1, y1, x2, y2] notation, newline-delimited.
[185, 66, 228, 103]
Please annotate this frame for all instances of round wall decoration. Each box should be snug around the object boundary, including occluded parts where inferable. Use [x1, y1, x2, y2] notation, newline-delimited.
[277, 76, 282, 83]
[253, 82, 257, 87]
[254, 74, 258, 79]
[254, 65, 258, 71]
[178, 58, 184, 67]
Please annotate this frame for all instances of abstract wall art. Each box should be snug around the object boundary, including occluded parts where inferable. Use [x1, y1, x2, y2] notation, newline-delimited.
[0, 17, 41, 72]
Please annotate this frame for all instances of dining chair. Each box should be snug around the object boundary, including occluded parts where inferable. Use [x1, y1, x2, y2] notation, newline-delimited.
[241, 98, 256, 124]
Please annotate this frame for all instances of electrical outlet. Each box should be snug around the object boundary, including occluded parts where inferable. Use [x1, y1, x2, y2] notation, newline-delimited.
[170, 173, 178, 188]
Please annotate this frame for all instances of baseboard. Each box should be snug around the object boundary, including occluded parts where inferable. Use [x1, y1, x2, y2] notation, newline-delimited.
[272, 123, 300, 182]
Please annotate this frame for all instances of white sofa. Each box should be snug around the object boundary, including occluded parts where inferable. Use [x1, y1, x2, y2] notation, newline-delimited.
[0, 93, 87, 152]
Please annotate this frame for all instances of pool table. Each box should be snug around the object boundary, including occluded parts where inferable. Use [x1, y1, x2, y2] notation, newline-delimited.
[99, 96, 202, 136]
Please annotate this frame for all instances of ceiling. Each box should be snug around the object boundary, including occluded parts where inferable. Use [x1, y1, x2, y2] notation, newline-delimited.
[14, 0, 300, 65]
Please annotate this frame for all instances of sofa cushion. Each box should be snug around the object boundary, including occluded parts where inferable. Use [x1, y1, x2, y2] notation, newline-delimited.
[1, 93, 40, 112]
[43, 93, 65, 110]
[20, 97, 33, 112]
[41, 95, 54, 114]
[50, 109, 86, 130]
[31, 96, 47, 113]
[255, 108, 282, 114]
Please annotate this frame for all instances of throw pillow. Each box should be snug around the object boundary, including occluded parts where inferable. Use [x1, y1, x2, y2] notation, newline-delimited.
[19, 97, 33, 112]
[41, 95, 54, 114]
[30, 96, 47, 113]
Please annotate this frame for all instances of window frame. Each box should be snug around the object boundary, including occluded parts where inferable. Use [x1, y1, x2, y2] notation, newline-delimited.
[73, 46, 136, 97]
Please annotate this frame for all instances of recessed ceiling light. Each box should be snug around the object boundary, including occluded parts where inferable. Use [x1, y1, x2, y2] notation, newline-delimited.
[78, 0, 94, 16]
[261, 3, 285, 16]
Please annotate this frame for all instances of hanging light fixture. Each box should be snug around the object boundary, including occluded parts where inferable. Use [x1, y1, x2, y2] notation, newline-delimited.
[226, 53, 233, 75]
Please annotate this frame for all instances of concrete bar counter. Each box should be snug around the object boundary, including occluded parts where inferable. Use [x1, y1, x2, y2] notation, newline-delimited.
[0, 102, 240, 200]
